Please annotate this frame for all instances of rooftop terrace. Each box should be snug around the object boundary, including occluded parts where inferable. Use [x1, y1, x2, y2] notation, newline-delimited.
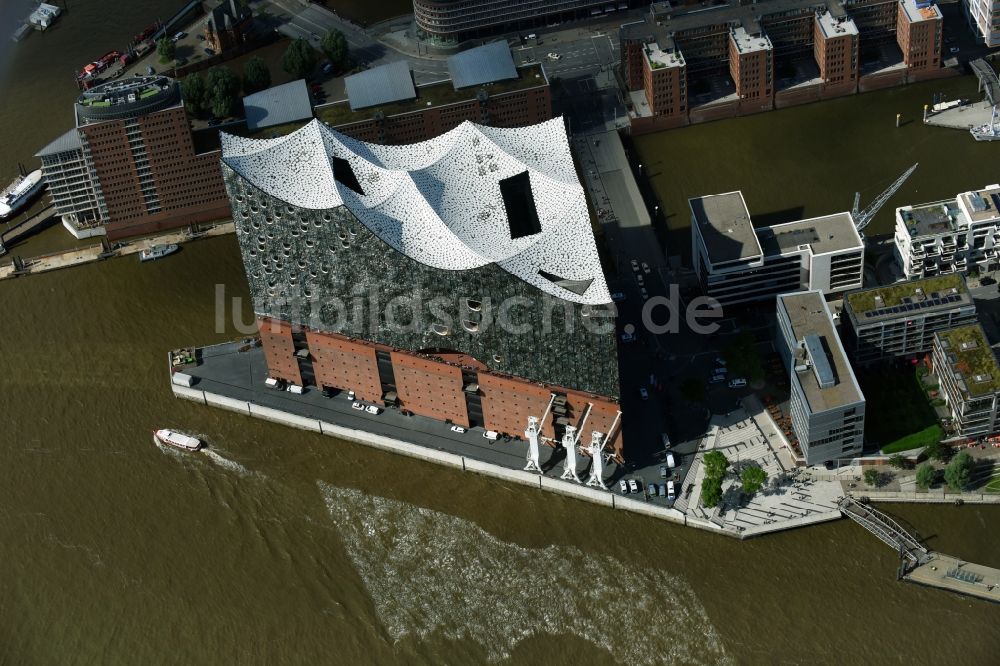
[958, 185, 1000, 224]
[645, 42, 685, 69]
[816, 11, 858, 38]
[898, 198, 964, 238]
[901, 0, 942, 23]
[845, 274, 969, 318]
[936, 325, 1000, 398]
[731, 26, 773, 54]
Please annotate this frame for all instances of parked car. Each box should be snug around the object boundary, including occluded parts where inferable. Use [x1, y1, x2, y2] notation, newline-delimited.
[640, 287, 649, 300]
[659, 483, 667, 498]
[647, 483, 657, 497]
[351, 401, 364, 411]
[620, 331, 635, 343]
[949, 46, 960, 54]
[639, 387, 649, 401]
[546, 52, 561, 60]
[610, 292, 626, 302]
[715, 357, 727, 367]
[630, 259, 640, 272]
[628, 479, 640, 494]
[347, 390, 356, 400]
[666, 453, 677, 469]
[641, 262, 651, 274]
[661, 433, 671, 449]
[667, 481, 676, 500]
[264, 377, 286, 390]
[649, 373, 657, 386]
[321, 62, 334, 75]
[172, 31, 187, 41]
[709, 374, 725, 384]
[619, 479, 629, 494]
[729, 377, 748, 389]
[483, 430, 500, 441]
[364, 405, 382, 415]
[450, 425, 466, 433]
[659, 464, 667, 478]
[635, 274, 644, 286]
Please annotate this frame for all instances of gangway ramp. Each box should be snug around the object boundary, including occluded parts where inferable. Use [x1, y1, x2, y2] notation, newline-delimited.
[970, 59, 999, 107]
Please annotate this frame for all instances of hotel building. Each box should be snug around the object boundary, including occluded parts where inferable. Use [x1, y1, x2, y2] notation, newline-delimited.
[219, 117, 624, 460]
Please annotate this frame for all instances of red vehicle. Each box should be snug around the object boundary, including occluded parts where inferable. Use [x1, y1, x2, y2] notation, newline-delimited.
[133, 22, 159, 44]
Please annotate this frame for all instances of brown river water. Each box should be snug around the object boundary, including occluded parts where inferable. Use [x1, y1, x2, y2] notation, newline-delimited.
[1, 2, 999, 664]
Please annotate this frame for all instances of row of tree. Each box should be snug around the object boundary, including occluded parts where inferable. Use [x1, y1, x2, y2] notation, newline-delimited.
[180, 56, 271, 118]
[282, 30, 350, 80]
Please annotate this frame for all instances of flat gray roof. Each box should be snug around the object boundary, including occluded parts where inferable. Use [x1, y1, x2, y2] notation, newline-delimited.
[448, 41, 518, 89]
[344, 60, 416, 111]
[36, 128, 82, 157]
[779, 290, 863, 413]
[690, 191, 761, 264]
[757, 212, 862, 256]
[243, 79, 313, 132]
[959, 185, 1000, 223]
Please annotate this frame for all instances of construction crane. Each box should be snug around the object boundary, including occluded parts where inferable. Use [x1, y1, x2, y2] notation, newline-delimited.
[852, 163, 918, 233]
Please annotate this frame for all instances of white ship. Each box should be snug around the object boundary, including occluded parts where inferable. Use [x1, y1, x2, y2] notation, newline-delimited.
[971, 106, 999, 142]
[153, 429, 203, 451]
[139, 243, 179, 262]
[28, 3, 62, 31]
[0, 169, 45, 220]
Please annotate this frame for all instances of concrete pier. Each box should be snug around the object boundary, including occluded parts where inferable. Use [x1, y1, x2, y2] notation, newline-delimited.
[906, 553, 1000, 604]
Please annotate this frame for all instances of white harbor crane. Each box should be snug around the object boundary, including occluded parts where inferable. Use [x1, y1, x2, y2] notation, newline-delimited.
[524, 394, 556, 474]
[559, 403, 593, 484]
[852, 163, 918, 233]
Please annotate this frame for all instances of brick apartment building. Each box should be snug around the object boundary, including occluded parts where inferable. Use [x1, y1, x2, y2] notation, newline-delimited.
[621, 0, 946, 132]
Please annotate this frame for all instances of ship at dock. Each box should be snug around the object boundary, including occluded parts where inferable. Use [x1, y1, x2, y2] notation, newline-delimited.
[971, 106, 999, 142]
[0, 168, 45, 220]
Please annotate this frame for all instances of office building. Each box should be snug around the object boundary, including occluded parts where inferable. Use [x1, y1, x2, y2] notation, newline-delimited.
[893, 183, 1000, 279]
[841, 274, 978, 365]
[932, 324, 1000, 437]
[776, 290, 866, 464]
[963, 0, 1000, 47]
[219, 117, 624, 459]
[36, 76, 229, 240]
[413, 0, 638, 43]
[690, 191, 864, 307]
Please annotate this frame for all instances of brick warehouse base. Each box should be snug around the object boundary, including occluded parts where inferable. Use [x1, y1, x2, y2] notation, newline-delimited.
[256, 318, 625, 458]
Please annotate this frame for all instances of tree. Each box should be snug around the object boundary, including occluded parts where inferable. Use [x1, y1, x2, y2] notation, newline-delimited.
[243, 56, 271, 94]
[320, 29, 349, 71]
[701, 478, 723, 508]
[888, 454, 907, 469]
[863, 468, 881, 487]
[723, 331, 765, 384]
[915, 463, 936, 490]
[944, 451, 975, 492]
[157, 36, 176, 63]
[181, 72, 208, 116]
[740, 466, 768, 495]
[703, 451, 729, 480]
[924, 438, 950, 462]
[204, 66, 241, 119]
[680, 376, 705, 404]
[283, 37, 318, 80]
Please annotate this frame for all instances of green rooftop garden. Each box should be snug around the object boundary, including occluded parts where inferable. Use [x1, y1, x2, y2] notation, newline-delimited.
[937, 325, 1000, 397]
[846, 274, 966, 314]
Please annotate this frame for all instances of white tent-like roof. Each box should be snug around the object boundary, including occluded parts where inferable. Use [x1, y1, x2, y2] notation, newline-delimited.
[221, 118, 611, 305]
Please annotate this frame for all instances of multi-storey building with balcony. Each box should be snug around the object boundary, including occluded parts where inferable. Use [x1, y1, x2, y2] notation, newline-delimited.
[690, 191, 864, 307]
[932, 324, 1000, 437]
[841, 274, 978, 365]
[35, 76, 229, 240]
[894, 183, 1000, 279]
[620, 0, 945, 132]
[776, 290, 866, 464]
[963, 0, 1000, 46]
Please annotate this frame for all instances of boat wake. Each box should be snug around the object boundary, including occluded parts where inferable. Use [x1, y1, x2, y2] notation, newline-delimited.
[318, 483, 731, 664]
[200, 448, 255, 478]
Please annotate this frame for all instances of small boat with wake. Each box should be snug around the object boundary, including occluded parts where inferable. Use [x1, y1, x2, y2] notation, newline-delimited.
[153, 428, 203, 451]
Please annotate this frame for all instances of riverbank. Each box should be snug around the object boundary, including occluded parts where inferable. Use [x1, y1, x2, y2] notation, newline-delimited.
[0, 221, 234, 280]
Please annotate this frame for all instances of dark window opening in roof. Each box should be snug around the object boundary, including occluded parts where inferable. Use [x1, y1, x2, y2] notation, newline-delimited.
[538, 270, 593, 296]
[499, 171, 540, 239]
[332, 156, 364, 195]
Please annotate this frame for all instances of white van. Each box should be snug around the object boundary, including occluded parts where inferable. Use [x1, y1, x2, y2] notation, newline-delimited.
[665, 453, 677, 469]
[287, 384, 305, 394]
[667, 481, 676, 500]
[483, 430, 500, 441]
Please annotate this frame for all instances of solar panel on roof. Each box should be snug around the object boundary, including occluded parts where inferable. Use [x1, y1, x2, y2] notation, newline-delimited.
[344, 61, 416, 110]
[447, 41, 519, 89]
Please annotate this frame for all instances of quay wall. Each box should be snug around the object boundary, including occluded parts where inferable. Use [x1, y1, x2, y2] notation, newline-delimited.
[176, 383, 800, 536]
